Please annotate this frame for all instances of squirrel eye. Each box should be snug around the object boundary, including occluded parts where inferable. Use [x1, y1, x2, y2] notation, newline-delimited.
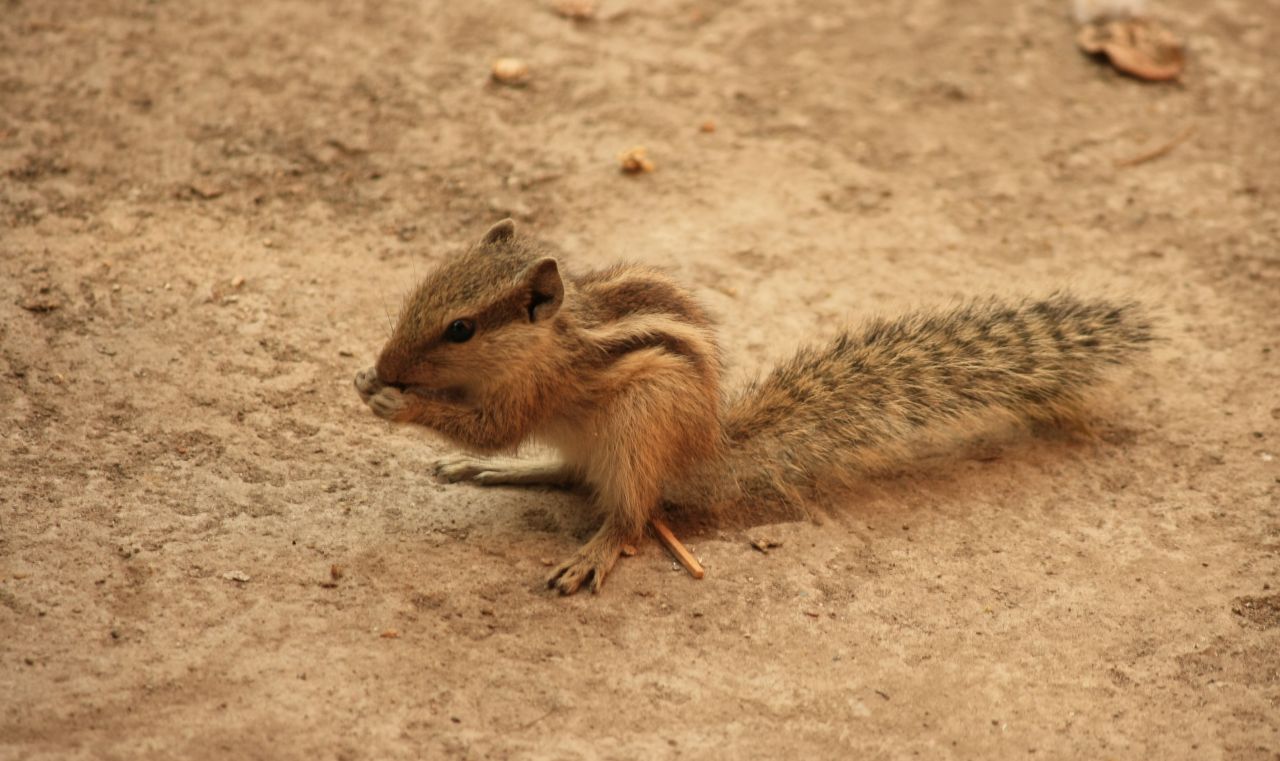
[444, 318, 475, 343]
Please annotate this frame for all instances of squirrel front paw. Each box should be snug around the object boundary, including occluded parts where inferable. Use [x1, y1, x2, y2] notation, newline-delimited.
[355, 368, 408, 420]
[367, 386, 408, 420]
[354, 367, 383, 402]
[433, 454, 499, 483]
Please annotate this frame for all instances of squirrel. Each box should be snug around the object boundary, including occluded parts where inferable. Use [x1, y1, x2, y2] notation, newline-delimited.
[355, 219, 1154, 595]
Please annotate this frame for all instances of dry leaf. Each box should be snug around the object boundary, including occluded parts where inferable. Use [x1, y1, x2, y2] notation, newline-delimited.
[750, 537, 783, 554]
[1077, 19, 1184, 81]
[551, 0, 596, 20]
[188, 180, 224, 200]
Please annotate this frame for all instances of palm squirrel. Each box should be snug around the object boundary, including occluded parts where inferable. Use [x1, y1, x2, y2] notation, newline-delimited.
[355, 219, 1153, 595]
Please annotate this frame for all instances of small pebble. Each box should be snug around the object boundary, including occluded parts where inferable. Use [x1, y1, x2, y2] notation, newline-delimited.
[618, 146, 655, 174]
[491, 58, 530, 86]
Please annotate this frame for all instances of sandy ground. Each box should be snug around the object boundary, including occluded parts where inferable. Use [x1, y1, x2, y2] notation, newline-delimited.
[2, 0, 1278, 758]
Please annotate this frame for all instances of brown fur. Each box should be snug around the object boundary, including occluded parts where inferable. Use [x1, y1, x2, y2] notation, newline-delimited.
[356, 220, 1154, 595]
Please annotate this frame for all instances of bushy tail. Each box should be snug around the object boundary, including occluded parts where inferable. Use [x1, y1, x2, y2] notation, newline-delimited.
[677, 293, 1154, 520]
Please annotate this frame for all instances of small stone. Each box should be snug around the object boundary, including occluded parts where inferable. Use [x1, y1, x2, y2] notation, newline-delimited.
[18, 293, 61, 313]
[222, 570, 250, 583]
[188, 180, 224, 200]
[618, 146, 655, 174]
[491, 58, 530, 86]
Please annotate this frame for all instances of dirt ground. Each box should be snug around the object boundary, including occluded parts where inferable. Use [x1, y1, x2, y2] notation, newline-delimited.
[2, 0, 1278, 758]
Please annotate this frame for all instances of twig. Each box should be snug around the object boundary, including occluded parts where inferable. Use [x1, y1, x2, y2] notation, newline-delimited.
[650, 517, 705, 579]
[516, 708, 556, 731]
[1114, 126, 1196, 168]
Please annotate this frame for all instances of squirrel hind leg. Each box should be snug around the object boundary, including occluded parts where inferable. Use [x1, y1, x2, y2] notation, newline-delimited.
[548, 465, 657, 594]
[432, 454, 577, 487]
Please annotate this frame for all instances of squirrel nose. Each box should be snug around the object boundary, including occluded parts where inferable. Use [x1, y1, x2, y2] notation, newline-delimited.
[376, 344, 423, 389]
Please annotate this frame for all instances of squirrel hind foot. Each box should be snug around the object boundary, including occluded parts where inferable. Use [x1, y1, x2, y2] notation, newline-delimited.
[546, 559, 602, 595]
[546, 539, 624, 595]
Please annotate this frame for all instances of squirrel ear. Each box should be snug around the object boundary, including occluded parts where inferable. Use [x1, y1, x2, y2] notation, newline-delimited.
[481, 218, 516, 246]
[524, 257, 563, 322]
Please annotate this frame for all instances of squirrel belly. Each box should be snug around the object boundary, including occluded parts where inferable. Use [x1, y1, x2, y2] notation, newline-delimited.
[357, 219, 1153, 594]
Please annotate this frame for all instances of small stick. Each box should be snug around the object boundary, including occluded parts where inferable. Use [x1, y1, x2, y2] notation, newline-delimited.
[650, 517, 705, 580]
[1114, 126, 1196, 168]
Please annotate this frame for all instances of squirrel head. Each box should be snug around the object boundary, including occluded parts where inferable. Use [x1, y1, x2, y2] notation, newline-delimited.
[375, 219, 565, 397]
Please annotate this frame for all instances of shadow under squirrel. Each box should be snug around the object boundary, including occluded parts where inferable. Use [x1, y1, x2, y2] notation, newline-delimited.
[355, 219, 1154, 595]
